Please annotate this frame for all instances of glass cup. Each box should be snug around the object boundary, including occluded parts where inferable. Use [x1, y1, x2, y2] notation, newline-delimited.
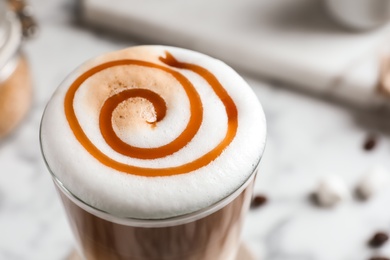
[42, 150, 260, 260]
[40, 45, 266, 260]
[0, 0, 35, 138]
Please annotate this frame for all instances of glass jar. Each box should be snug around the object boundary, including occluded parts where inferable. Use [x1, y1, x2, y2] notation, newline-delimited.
[0, 0, 35, 138]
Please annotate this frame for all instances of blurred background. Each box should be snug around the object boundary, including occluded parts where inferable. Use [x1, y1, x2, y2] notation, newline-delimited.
[2, 0, 390, 259]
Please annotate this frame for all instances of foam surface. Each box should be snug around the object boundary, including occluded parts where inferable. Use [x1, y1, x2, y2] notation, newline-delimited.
[41, 46, 266, 219]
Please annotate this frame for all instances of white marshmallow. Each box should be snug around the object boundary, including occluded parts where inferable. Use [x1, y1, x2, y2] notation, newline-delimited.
[356, 165, 389, 200]
[314, 175, 349, 207]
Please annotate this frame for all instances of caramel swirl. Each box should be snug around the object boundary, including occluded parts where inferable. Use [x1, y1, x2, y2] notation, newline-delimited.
[64, 52, 238, 177]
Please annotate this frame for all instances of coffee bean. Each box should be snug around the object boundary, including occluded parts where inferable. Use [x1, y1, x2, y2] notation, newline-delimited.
[308, 192, 319, 206]
[369, 232, 389, 248]
[364, 134, 378, 151]
[250, 195, 267, 209]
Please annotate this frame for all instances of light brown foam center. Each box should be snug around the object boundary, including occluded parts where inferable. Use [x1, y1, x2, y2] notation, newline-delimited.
[112, 97, 156, 134]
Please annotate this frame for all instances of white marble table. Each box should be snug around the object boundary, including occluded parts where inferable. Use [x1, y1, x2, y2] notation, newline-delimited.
[2, 1, 390, 259]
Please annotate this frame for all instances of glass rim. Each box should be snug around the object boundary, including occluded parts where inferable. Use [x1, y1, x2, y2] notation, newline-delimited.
[0, 9, 21, 73]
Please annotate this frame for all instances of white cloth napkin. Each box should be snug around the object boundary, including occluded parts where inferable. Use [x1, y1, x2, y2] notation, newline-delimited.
[82, 0, 390, 109]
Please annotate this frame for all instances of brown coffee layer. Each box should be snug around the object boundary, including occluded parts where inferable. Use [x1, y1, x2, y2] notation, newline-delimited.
[58, 176, 254, 260]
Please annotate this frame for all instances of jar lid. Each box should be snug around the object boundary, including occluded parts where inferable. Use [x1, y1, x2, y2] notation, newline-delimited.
[0, 0, 22, 71]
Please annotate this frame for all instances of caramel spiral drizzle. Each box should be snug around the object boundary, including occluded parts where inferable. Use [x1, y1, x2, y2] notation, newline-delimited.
[64, 52, 238, 177]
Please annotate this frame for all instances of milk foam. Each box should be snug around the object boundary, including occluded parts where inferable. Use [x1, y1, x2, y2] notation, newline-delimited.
[40, 46, 266, 219]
